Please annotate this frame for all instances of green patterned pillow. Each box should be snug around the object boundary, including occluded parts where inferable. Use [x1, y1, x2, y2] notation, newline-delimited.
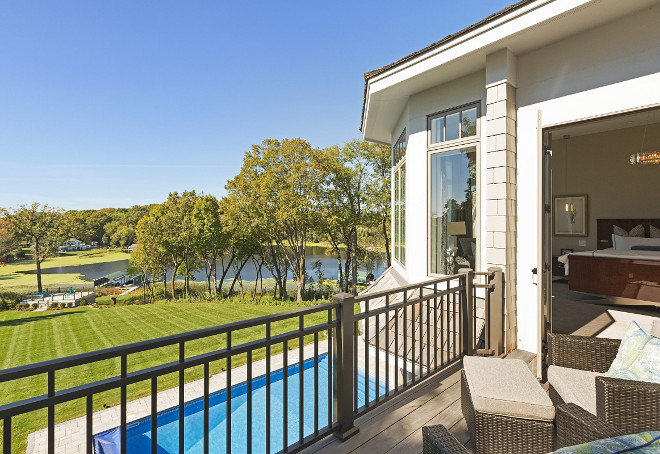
[553, 431, 660, 453]
[605, 322, 660, 383]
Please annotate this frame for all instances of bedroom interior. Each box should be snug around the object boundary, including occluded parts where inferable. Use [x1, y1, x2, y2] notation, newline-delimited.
[548, 109, 660, 337]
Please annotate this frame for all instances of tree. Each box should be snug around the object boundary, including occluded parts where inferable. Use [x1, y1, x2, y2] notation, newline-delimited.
[192, 195, 228, 296]
[0, 219, 17, 263]
[226, 138, 324, 302]
[363, 141, 392, 268]
[2, 203, 69, 292]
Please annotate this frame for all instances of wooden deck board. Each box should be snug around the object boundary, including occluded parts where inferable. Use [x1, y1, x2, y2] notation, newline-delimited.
[301, 363, 472, 454]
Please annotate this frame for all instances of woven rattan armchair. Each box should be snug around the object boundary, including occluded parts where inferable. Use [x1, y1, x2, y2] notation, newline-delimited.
[548, 333, 660, 447]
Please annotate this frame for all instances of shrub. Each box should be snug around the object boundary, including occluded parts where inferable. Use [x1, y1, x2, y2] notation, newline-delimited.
[67, 302, 73, 308]
[22, 303, 30, 310]
[59, 302, 67, 309]
[31, 303, 38, 309]
[15, 303, 22, 310]
[50, 302, 59, 309]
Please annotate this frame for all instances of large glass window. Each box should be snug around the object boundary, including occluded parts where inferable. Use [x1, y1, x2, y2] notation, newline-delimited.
[430, 147, 477, 275]
[429, 104, 478, 146]
[393, 130, 406, 265]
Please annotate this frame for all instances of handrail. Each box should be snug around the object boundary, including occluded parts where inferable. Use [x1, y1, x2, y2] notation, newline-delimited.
[0, 300, 339, 383]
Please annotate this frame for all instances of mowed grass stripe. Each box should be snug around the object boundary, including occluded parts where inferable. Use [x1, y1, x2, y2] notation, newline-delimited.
[1, 318, 23, 369]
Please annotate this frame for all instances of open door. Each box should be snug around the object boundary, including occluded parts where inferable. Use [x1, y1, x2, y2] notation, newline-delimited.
[537, 122, 553, 378]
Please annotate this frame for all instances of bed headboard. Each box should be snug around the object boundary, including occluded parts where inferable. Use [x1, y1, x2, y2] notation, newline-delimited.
[597, 219, 660, 249]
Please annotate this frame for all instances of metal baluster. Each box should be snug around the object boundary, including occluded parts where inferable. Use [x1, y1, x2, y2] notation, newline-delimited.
[375, 301, 380, 401]
[283, 340, 288, 451]
[453, 290, 457, 361]
[247, 350, 252, 454]
[121, 354, 127, 454]
[385, 294, 390, 397]
[411, 295, 415, 384]
[4, 417, 11, 454]
[203, 364, 209, 454]
[394, 306, 399, 392]
[48, 370, 55, 454]
[87, 395, 93, 454]
[151, 377, 158, 454]
[227, 333, 232, 454]
[298, 316, 304, 445]
[365, 299, 369, 405]
[433, 284, 438, 372]
[266, 323, 271, 454]
[178, 344, 184, 454]
[426, 296, 430, 377]
[403, 290, 408, 388]
[327, 309, 332, 428]
[353, 318, 358, 412]
[441, 294, 445, 367]
[314, 332, 319, 436]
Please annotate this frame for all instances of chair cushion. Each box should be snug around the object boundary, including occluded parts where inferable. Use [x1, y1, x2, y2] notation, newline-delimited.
[548, 365, 602, 415]
[463, 356, 554, 421]
[552, 430, 660, 453]
[605, 321, 660, 384]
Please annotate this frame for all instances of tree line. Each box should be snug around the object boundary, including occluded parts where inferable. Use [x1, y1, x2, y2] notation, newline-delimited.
[0, 138, 391, 301]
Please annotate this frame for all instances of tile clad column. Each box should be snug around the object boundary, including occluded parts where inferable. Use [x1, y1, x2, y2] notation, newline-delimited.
[485, 82, 517, 351]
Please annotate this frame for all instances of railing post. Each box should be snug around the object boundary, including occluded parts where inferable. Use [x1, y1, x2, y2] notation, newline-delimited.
[459, 269, 474, 356]
[332, 292, 359, 441]
[488, 267, 504, 356]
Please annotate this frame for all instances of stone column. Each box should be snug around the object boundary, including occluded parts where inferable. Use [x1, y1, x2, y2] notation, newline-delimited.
[485, 49, 517, 351]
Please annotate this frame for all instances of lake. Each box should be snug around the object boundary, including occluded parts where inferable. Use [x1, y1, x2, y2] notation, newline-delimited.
[36, 246, 387, 284]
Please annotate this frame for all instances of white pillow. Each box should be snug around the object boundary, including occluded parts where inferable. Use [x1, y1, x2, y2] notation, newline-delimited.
[612, 234, 660, 250]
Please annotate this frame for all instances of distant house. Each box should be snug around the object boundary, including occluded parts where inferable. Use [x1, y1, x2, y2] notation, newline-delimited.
[127, 244, 137, 253]
[59, 238, 85, 252]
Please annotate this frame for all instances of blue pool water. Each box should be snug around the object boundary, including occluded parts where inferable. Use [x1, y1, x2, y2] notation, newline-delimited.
[94, 354, 386, 454]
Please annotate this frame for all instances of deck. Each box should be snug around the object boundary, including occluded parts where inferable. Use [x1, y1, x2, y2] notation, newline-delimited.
[302, 362, 472, 454]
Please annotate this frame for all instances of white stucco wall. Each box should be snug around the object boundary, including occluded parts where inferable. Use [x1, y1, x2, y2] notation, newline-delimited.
[391, 71, 486, 284]
[514, 4, 660, 352]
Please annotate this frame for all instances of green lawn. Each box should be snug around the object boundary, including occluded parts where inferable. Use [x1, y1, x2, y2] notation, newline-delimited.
[0, 249, 130, 293]
[0, 301, 329, 453]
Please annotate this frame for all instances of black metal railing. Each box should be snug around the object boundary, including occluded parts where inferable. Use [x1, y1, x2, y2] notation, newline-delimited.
[0, 268, 502, 454]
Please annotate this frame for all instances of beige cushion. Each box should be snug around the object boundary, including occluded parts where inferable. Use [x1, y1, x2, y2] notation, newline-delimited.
[463, 356, 555, 422]
[548, 365, 603, 415]
[652, 320, 660, 338]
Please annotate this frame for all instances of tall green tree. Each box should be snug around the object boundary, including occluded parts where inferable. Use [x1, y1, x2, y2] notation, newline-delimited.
[2, 203, 69, 292]
[363, 141, 392, 268]
[192, 195, 228, 296]
[226, 138, 324, 302]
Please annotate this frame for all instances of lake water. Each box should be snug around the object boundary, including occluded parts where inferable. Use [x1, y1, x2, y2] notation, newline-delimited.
[36, 247, 387, 284]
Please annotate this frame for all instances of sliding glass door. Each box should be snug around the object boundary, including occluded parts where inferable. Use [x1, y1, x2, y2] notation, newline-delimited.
[430, 147, 477, 275]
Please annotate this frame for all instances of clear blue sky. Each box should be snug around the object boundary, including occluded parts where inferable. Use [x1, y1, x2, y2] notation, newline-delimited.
[1, 1, 514, 210]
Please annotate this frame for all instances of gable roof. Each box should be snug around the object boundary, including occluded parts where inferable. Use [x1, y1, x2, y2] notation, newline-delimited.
[360, 0, 537, 132]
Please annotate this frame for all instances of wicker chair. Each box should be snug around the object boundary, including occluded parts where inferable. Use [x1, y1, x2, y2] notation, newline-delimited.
[548, 332, 660, 447]
[422, 425, 469, 454]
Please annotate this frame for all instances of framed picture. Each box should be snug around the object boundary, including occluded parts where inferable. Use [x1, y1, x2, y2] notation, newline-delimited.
[560, 248, 574, 255]
[554, 195, 588, 236]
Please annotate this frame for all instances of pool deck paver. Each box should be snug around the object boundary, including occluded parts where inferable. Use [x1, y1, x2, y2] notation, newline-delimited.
[26, 340, 330, 454]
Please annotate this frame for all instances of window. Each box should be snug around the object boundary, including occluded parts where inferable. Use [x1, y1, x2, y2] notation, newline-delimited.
[428, 102, 480, 276]
[430, 147, 477, 274]
[393, 129, 406, 265]
[429, 104, 478, 146]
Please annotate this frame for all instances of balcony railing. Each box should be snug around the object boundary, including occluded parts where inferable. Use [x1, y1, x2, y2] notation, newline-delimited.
[0, 268, 502, 454]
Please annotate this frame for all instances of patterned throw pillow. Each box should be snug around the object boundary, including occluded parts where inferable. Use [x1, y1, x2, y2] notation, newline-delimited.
[613, 224, 645, 237]
[651, 225, 660, 239]
[605, 322, 660, 383]
[552, 431, 660, 453]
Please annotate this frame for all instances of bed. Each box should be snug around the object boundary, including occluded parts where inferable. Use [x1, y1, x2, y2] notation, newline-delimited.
[565, 219, 660, 306]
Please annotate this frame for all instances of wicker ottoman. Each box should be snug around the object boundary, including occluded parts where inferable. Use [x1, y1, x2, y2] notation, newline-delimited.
[422, 425, 469, 454]
[461, 356, 555, 454]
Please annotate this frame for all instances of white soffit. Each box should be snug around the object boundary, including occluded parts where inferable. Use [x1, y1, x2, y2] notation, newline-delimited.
[363, 0, 658, 144]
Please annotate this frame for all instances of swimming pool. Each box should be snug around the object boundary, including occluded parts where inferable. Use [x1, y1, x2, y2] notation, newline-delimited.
[93, 353, 386, 453]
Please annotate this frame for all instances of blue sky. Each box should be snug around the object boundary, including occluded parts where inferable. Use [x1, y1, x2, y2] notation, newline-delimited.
[0, 1, 514, 210]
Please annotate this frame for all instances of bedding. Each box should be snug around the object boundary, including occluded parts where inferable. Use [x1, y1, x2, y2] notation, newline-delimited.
[613, 223, 645, 237]
[559, 248, 660, 275]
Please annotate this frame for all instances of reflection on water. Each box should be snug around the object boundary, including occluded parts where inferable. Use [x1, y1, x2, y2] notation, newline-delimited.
[27, 247, 387, 283]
